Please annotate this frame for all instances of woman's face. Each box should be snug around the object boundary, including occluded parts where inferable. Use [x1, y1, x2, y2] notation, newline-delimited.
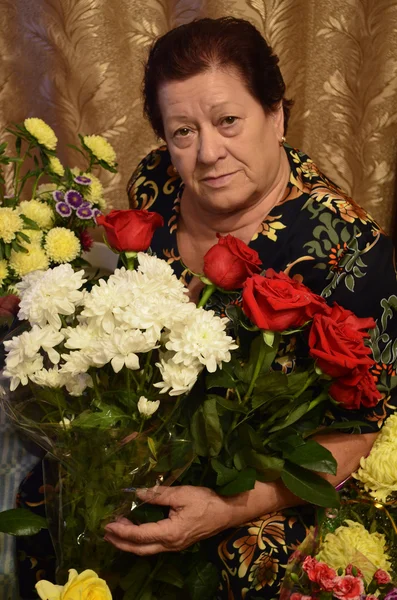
[158, 66, 285, 214]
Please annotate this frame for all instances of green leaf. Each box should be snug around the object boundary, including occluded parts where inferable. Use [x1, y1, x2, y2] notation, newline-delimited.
[185, 560, 219, 600]
[155, 564, 184, 588]
[120, 558, 152, 594]
[0, 509, 47, 536]
[269, 401, 311, 433]
[211, 458, 239, 486]
[202, 396, 223, 457]
[263, 329, 275, 347]
[72, 404, 130, 428]
[190, 408, 208, 456]
[213, 394, 247, 414]
[284, 440, 337, 475]
[206, 364, 236, 390]
[281, 462, 340, 507]
[218, 467, 257, 495]
[241, 448, 284, 475]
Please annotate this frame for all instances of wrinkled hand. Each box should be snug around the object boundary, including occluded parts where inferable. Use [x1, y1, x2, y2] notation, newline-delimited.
[104, 485, 233, 555]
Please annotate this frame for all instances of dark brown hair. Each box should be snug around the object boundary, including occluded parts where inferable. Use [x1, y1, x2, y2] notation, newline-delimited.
[143, 17, 293, 139]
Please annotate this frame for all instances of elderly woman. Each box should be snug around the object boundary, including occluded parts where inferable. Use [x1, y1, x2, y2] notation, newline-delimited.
[17, 16, 397, 600]
[101, 16, 397, 599]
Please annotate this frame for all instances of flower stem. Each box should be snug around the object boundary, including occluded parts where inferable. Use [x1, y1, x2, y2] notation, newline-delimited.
[243, 332, 269, 403]
[197, 283, 216, 308]
[31, 171, 44, 199]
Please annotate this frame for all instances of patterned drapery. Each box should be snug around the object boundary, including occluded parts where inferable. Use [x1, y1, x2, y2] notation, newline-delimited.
[1, 0, 397, 232]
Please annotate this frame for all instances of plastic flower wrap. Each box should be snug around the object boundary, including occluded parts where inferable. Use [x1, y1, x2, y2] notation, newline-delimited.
[0, 118, 116, 296]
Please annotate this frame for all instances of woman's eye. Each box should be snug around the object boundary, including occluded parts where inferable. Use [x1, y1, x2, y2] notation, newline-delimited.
[222, 116, 238, 126]
[174, 127, 191, 137]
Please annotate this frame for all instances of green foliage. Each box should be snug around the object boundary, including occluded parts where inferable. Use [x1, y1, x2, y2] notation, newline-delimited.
[0, 508, 47, 536]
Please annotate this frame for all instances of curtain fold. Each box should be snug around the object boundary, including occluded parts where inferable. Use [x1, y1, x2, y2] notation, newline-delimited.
[1, 0, 397, 232]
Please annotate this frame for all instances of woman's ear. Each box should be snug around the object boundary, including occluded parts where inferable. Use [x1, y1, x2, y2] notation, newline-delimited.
[270, 101, 285, 138]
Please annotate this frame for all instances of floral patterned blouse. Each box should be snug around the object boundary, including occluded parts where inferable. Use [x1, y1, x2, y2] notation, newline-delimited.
[128, 143, 397, 434]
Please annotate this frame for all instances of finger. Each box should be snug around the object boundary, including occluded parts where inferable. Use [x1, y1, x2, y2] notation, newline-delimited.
[136, 485, 179, 506]
[105, 518, 173, 544]
[104, 532, 166, 555]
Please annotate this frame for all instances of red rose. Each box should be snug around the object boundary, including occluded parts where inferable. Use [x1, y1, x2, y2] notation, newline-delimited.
[309, 304, 375, 378]
[330, 369, 382, 409]
[242, 270, 329, 331]
[96, 209, 163, 252]
[0, 295, 20, 319]
[333, 575, 364, 600]
[203, 234, 262, 290]
[374, 569, 391, 585]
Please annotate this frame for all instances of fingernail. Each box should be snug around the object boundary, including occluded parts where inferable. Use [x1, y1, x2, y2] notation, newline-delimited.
[122, 487, 137, 492]
[105, 525, 114, 532]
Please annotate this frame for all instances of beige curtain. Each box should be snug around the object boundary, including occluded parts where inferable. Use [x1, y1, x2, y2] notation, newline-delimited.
[1, 0, 397, 233]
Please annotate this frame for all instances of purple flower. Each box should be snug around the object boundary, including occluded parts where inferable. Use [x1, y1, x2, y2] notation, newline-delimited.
[80, 201, 92, 208]
[76, 205, 94, 220]
[65, 190, 83, 209]
[56, 201, 72, 217]
[385, 589, 397, 600]
[53, 190, 65, 202]
[74, 175, 92, 185]
[92, 208, 102, 221]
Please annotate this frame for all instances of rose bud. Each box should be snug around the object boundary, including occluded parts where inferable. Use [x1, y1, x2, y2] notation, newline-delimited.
[97, 209, 163, 252]
[203, 234, 262, 290]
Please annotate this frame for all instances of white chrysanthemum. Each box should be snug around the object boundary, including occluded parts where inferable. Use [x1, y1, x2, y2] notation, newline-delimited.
[59, 350, 92, 375]
[15, 269, 47, 296]
[154, 353, 202, 396]
[16, 264, 86, 329]
[31, 366, 65, 388]
[24, 118, 57, 150]
[62, 324, 102, 352]
[165, 308, 238, 373]
[3, 326, 47, 390]
[80, 276, 133, 334]
[65, 373, 93, 396]
[91, 327, 158, 373]
[137, 396, 160, 418]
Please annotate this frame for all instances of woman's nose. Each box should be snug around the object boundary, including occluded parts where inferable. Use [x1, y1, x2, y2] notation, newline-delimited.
[197, 128, 227, 165]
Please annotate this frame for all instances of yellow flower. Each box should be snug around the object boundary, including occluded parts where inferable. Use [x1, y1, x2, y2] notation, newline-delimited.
[37, 183, 57, 195]
[0, 207, 24, 243]
[36, 568, 112, 600]
[21, 229, 43, 248]
[353, 414, 397, 501]
[44, 227, 81, 263]
[316, 520, 391, 583]
[0, 259, 9, 286]
[19, 200, 54, 231]
[83, 135, 116, 167]
[9, 245, 49, 276]
[48, 156, 65, 177]
[24, 118, 58, 150]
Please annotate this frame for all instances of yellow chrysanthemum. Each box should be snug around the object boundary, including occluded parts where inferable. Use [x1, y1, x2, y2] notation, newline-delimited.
[48, 156, 65, 177]
[19, 200, 54, 231]
[83, 135, 116, 167]
[24, 118, 57, 150]
[0, 207, 24, 243]
[37, 183, 57, 195]
[316, 520, 391, 583]
[9, 245, 49, 276]
[44, 228, 81, 263]
[21, 229, 43, 247]
[353, 414, 397, 501]
[0, 259, 9, 286]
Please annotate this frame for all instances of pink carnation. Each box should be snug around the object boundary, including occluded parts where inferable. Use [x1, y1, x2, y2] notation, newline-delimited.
[333, 575, 364, 600]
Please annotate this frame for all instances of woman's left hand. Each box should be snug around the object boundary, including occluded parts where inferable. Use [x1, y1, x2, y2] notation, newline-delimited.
[103, 485, 234, 555]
